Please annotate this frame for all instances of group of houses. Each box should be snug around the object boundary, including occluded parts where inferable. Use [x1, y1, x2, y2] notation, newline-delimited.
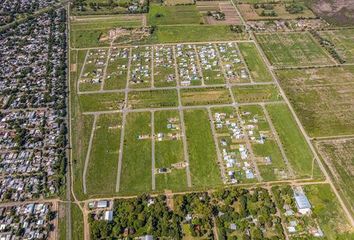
[197, 44, 224, 83]
[176, 44, 201, 86]
[81, 49, 107, 85]
[130, 46, 151, 85]
[0, 203, 55, 239]
[154, 46, 175, 84]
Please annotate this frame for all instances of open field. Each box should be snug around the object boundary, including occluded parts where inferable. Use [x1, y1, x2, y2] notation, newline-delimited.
[318, 29, 354, 63]
[71, 204, 84, 240]
[180, 87, 232, 106]
[70, 15, 143, 48]
[238, 42, 273, 82]
[256, 32, 334, 67]
[232, 84, 281, 103]
[304, 184, 354, 239]
[238, 2, 316, 21]
[266, 104, 314, 178]
[127, 89, 178, 109]
[276, 66, 354, 137]
[184, 109, 222, 187]
[154, 111, 188, 192]
[316, 139, 354, 216]
[78, 92, 125, 112]
[119, 112, 152, 194]
[148, 4, 202, 25]
[86, 113, 122, 196]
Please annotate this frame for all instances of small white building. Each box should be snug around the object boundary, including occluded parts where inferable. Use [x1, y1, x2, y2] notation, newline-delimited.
[104, 211, 113, 221]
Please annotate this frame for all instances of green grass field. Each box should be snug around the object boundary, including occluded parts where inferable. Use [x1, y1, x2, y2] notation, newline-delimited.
[86, 113, 122, 197]
[184, 109, 222, 187]
[148, 4, 202, 25]
[104, 48, 130, 90]
[305, 184, 354, 240]
[154, 111, 188, 192]
[79, 92, 125, 112]
[276, 66, 354, 137]
[256, 32, 334, 67]
[71, 204, 84, 240]
[318, 29, 354, 63]
[119, 112, 152, 194]
[128, 89, 178, 109]
[238, 42, 273, 82]
[181, 87, 232, 106]
[266, 104, 314, 178]
[316, 139, 354, 216]
[232, 84, 281, 103]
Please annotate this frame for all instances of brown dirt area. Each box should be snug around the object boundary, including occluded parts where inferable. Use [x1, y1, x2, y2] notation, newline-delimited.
[197, 1, 242, 25]
[71, 64, 77, 72]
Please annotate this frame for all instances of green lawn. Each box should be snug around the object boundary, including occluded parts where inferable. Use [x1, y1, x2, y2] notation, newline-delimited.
[184, 109, 222, 187]
[305, 184, 354, 240]
[79, 92, 125, 112]
[181, 87, 232, 106]
[276, 66, 354, 137]
[238, 42, 273, 82]
[71, 204, 84, 240]
[128, 89, 178, 109]
[265, 104, 314, 178]
[256, 32, 334, 67]
[86, 113, 122, 197]
[119, 112, 152, 194]
[154, 111, 188, 192]
[148, 4, 202, 25]
[232, 84, 281, 103]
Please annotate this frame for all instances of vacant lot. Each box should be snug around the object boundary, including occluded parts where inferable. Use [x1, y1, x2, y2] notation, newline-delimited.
[266, 104, 314, 178]
[276, 66, 354, 137]
[181, 87, 232, 106]
[70, 15, 143, 48]
[256, 32, 334, 67]
[232, 84, 281, 103]
[128, 89, 178, 109]
[238, 2, 316, 21]
[316, 139, 354, 216]
[238, 42, 273, 82]
[120, 112, 152, 194]
[305, 184, 354, 239]
[79, 92, 125, 112]
[196, 1, 242, 25]
[86, 114, 121, 196]
[318, 29, 354, 63]
[148, 4, 202, 25]
[184, 109, 222, 187]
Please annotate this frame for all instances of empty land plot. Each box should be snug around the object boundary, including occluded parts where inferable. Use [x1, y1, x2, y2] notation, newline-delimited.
[155, 25, 248, 43]
[196, 1, 242, 25]
[86, 113, 122, 196]
[127, 89, 178, 109]
[238, 2, 316, 21]
[148, 4, 202, 25]
[238, 42, 273, 82]
[129, 46, 152, 88]
[119, 112, 152, 194]
[196, 44, 225, 85]
[266, 104, 314, 178]
[239, 105, 288, 181]
[154, 111, 188, 192]
[70, 15, 143, 48]
[276, 66, 354, 137]
[79, 92, 125, 112]
[318, 29, 354, 63]
[217, 42, 251, 83]
[79, 49, 108, 92]
[256, 32, 334, 67]
[304, 184, 354, 239]
[176, 44, 202, 86]
[153, 45, 176, 87]
[181, 87, 232, 106]
[316, 139, 354, 216]
[104, 47, 129, 90]
[232, 84, 281, 103]
[184, 109, 222, 187]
